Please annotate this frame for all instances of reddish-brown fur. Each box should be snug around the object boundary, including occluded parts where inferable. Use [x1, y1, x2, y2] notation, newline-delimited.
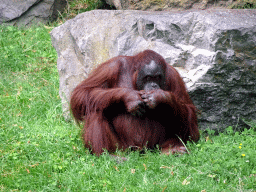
[70, 50, 199, 155]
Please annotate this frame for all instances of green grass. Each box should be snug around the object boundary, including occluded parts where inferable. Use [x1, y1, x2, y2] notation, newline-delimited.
[0, 25, 256, 191]
[230, 0, 256, 9]
[56, 0, 112, 23]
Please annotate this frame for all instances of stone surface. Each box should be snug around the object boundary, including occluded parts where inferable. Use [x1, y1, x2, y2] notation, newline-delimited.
[104, 0, 255, 11]
[0, 0, 67, 26]
[51, 9, 256, 131]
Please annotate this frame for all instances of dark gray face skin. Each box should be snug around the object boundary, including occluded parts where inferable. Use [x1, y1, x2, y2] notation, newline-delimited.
[136, 60, 165, 91]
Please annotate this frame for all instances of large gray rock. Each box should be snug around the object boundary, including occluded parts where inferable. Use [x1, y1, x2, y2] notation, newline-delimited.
[51, 9, 256, 131]
[0, 0, 67, 26]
